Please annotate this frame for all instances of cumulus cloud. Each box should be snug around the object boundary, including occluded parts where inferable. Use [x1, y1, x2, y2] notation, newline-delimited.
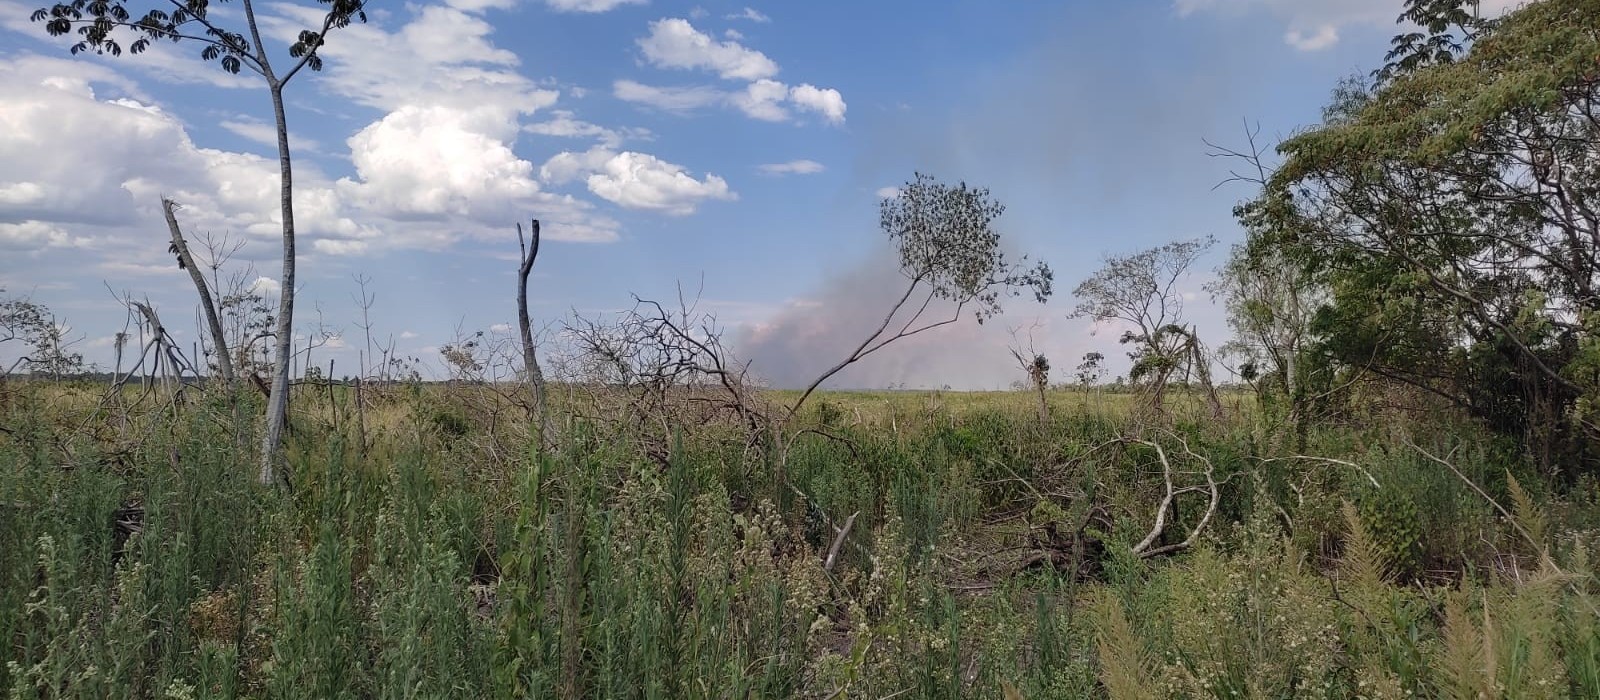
[0, 54, 358, 253]
[1174, 0, 1524, 52]
[338, 105, 544, 217]
[758, 160, 825, 176]
[787, 83, 847, 124]
[875, 187, 902, 199]
[257, 3, 623, 244]
[262, 4, 555, 116]
[622, 16, 846, 124]
[0, 221, 86, 250]
[731, 79, 791, 121]
[545, 0, 645, 12]
[542, 147, 735, 215]
[638, 18, 779, 81]
[250, 276, 282, 296]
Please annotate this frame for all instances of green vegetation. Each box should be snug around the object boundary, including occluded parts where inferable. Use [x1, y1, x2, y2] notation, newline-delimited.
[1, 380, 1597, 699]
[9, 0, 1600, 698]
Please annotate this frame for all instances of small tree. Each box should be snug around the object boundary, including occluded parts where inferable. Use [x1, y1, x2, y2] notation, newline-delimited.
[1075, 352, 1105, 388]
[1008, 328, 1050, 422]
[1070, 236, 1214, 414]
[1, 291, 84, 380]
[786, 173, 1053, 416]
[30, 0, 369, 485]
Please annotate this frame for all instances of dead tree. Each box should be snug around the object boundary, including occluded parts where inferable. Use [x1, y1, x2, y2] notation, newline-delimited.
[562, 287, 767, 467]
[162, 198, 234, 383]
[1008, 324, 1051, 423]
[1128, 432, 1219, 559]
[516, 219, 549, 445]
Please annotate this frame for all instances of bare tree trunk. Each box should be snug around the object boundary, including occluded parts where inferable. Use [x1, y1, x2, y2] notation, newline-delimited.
[162, 198, 235, 384]
[260, 82, 297, 487]
[516, 220, 549, 447]
[1188, 326, 1224, 420]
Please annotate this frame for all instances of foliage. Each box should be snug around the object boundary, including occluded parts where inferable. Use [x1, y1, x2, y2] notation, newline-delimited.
[1252, 0, 1600, 476]
[881, 173, 1054, 323]
[1071, 236, 1219, 412]
[0, 291, 84, 379]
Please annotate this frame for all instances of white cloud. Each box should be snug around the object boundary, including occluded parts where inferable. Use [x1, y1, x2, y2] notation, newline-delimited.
[875, 187, 901, 199]
[339, 105, 543, 217]
[545, 0, 645, 12]
[259, 3, 621, 244]
[638, 18, 779, 81]
[726, 7, 771, 23]
[1174, 0, 1524, 52]
[260, 4, 557, 116]
[623, 16, 845, 124]
[731, 79, 791, 121]
[0, 55, 331, 247]
[613, 79, 726, 112]
[445, 0, 519, 11]
[0, 182, 45, 206]
[400, 330, 420, 339]
[219, 118, 323, 152]
[788, 83, 846, 124]
[0, 1, 256, 89]
[1285, 25, 1339, 51]
[524, 110, 652, 147]
[0, 221, 85, 250]
[758, 160, 825, 176]
[724, 28, 744, 40]
[313, 239, 371, 256]
[542, 147, 735, 215]
[250, 276, 282, 296]
[620, 78, 847, 124]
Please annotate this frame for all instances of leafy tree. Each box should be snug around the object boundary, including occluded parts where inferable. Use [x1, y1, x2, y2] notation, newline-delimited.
[29, 0, 368, 485]
[1264, 0, 1600, 474]
[1376, 0, 1496, 84]
[1075, 352, 1105, 388]
[1070, 236, 1215, 414]
[1, 291, 84, 380]
[786, 173, 1053, 416]
[1206, 124, 1326, 447]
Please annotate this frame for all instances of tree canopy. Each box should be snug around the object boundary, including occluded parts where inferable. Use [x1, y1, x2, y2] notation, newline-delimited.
[1253, 0, 1600, 473]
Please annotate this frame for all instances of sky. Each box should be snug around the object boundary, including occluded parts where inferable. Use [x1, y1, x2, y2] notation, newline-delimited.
[0, 0, 1524, 389]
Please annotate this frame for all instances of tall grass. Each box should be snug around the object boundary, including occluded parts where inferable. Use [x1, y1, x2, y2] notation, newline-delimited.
[1, 382, 1597, 698]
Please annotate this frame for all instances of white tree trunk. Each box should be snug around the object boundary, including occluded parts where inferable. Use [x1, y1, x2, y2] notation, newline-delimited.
[259, 83, 297, 486]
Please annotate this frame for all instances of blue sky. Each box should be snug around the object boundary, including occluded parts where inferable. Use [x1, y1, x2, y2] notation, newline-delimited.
[0, 0, 1521, 388]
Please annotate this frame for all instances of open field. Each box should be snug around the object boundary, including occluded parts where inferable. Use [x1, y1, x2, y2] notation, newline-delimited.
[3, 379, 1597, 699]
[7, 1, 1600, 697]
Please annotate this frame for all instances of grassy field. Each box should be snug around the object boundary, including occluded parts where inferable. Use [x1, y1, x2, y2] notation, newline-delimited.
[1, 380, 1597, 699]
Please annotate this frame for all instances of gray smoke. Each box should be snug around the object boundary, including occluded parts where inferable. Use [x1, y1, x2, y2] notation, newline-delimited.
[732, 251, 1078, 390]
